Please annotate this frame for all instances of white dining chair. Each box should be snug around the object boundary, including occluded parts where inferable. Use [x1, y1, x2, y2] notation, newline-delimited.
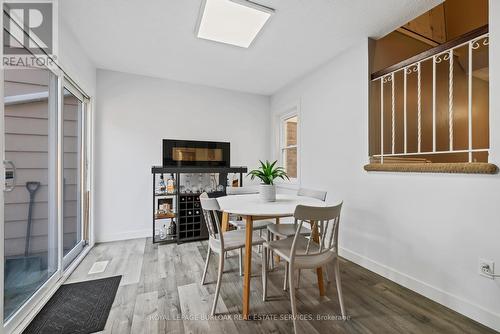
[226, 186, 274, 275]
[199, 192, 266, 315]
[225, 185, 259, 195]
[266, 187, 327, 239]
[297, 187, 328, 201]
[261, 203, 345, 334]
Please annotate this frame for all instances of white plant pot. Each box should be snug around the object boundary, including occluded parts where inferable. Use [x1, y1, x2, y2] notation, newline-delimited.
[260, 184, 276, 202]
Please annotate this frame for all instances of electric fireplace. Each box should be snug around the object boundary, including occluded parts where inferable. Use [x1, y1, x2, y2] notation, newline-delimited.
[162, 139, 230, 167]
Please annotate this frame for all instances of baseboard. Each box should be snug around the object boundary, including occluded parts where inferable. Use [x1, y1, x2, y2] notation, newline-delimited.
[340, 247, 500, 332]
[95, 229, 150, 243]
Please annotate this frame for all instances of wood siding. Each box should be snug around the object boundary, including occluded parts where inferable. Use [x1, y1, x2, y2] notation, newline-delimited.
[4, 75, 79, 257]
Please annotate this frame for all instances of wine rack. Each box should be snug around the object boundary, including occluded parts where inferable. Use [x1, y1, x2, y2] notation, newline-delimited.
[178, 194, 203, 240]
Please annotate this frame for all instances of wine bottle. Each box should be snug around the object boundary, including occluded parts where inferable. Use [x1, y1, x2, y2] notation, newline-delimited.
[167, 173, 175, 193]
[160, 224, 166, 239]
[159, 173, 166, 193]
[171, 220, 176, 235]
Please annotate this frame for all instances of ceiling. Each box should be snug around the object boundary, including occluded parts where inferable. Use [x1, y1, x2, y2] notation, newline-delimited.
[60, 0, 441, 95]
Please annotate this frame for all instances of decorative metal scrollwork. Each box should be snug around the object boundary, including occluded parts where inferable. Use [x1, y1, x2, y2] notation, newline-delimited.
[471, 37, 488, 50]
[435, 51, 452, 63]
[405, 65, 418, 75]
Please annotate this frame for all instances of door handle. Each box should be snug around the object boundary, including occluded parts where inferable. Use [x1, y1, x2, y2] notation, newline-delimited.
[4, 160, 16, 192]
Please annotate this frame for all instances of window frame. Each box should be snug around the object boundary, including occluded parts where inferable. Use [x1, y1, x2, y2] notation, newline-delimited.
[276, 103, 300, 187]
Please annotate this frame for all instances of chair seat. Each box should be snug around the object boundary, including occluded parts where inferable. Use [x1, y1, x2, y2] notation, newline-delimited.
[264, 237, 335, 268]
[210, 230, 265, 252]
[229, 219, 274, 230]
[267, 223, 310, 238]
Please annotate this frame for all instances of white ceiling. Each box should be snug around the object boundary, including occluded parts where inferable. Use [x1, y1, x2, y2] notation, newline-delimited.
[60, 0, 441, 95]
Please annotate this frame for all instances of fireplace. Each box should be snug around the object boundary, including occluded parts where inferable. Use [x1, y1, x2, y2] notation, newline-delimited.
[162, 139, 230, 167]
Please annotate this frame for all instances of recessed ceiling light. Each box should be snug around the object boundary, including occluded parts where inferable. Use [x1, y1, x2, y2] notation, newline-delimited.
[196, 0, 274, 48]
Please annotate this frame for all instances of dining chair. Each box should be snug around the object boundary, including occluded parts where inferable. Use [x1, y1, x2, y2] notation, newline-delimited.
[199, 192, 266, 316]
[226, 186, 274, 274]
[225, 185, 259, 195]
[266, 188, 327, 239]
[297, 187, 328, 201]
[261, 203, 345, 334]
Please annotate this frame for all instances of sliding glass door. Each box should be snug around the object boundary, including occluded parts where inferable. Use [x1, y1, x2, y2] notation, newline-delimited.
[2, 71, 90, 329]
[1, 10, 91, 331]
[62, 85, 86, 269]
[3, 67, 59, 321]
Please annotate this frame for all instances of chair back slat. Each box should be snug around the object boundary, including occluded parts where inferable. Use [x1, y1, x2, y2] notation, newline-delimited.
[297, 188, 327, 201]
[320, 220, 328, 251]
[326, 218, 337, 250]
[202, 210, 217, 239]
[201, 204, 217, 239]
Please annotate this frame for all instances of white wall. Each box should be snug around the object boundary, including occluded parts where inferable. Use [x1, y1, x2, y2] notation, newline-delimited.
[270, 2, 500, 330]
[58, 18, 97, 97]
[95, 69, 270, 242]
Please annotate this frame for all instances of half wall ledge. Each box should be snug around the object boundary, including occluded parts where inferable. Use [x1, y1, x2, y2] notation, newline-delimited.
[363, 162, 499, 174]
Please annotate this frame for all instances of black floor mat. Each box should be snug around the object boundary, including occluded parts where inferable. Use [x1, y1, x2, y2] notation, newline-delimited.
[23, 276, 122, 334]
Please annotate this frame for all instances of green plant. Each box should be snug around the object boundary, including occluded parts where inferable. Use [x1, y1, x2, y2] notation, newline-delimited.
[248, 160, 289, 185]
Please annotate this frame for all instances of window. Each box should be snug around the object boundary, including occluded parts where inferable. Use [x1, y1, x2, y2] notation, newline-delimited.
[280, 114, 298, 181]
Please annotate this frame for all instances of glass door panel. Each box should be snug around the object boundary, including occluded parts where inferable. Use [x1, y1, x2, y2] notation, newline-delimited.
[62, 87, 84, 268]
[3, 67, 58, 321]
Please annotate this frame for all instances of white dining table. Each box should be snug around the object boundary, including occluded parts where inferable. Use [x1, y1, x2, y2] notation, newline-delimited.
[217, 193, 326, 320]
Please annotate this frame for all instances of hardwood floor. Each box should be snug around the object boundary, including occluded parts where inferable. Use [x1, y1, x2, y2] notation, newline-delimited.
[67, 238, 496, 334]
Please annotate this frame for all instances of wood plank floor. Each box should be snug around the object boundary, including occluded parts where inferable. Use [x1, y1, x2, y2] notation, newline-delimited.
[67, 238, 497, 334]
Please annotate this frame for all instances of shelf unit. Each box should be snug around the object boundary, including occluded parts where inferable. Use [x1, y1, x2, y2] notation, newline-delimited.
[151, 166, 247, 244]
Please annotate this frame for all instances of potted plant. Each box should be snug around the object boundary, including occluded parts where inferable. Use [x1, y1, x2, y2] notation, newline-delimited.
[248, 160, 289, 202]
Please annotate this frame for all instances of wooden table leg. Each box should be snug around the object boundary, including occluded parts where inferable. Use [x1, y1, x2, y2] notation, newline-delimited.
[275, 217, 280, 263]
[242, 215, 253, 320]
[311, 221, 326, 296]
[221, 212, 229, 232]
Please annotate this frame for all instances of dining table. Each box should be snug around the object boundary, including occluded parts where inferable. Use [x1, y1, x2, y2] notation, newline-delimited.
[217, 193, 327, 320]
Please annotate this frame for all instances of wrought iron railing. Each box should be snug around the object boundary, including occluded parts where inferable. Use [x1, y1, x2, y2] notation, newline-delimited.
[371, 25, 489, 163]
